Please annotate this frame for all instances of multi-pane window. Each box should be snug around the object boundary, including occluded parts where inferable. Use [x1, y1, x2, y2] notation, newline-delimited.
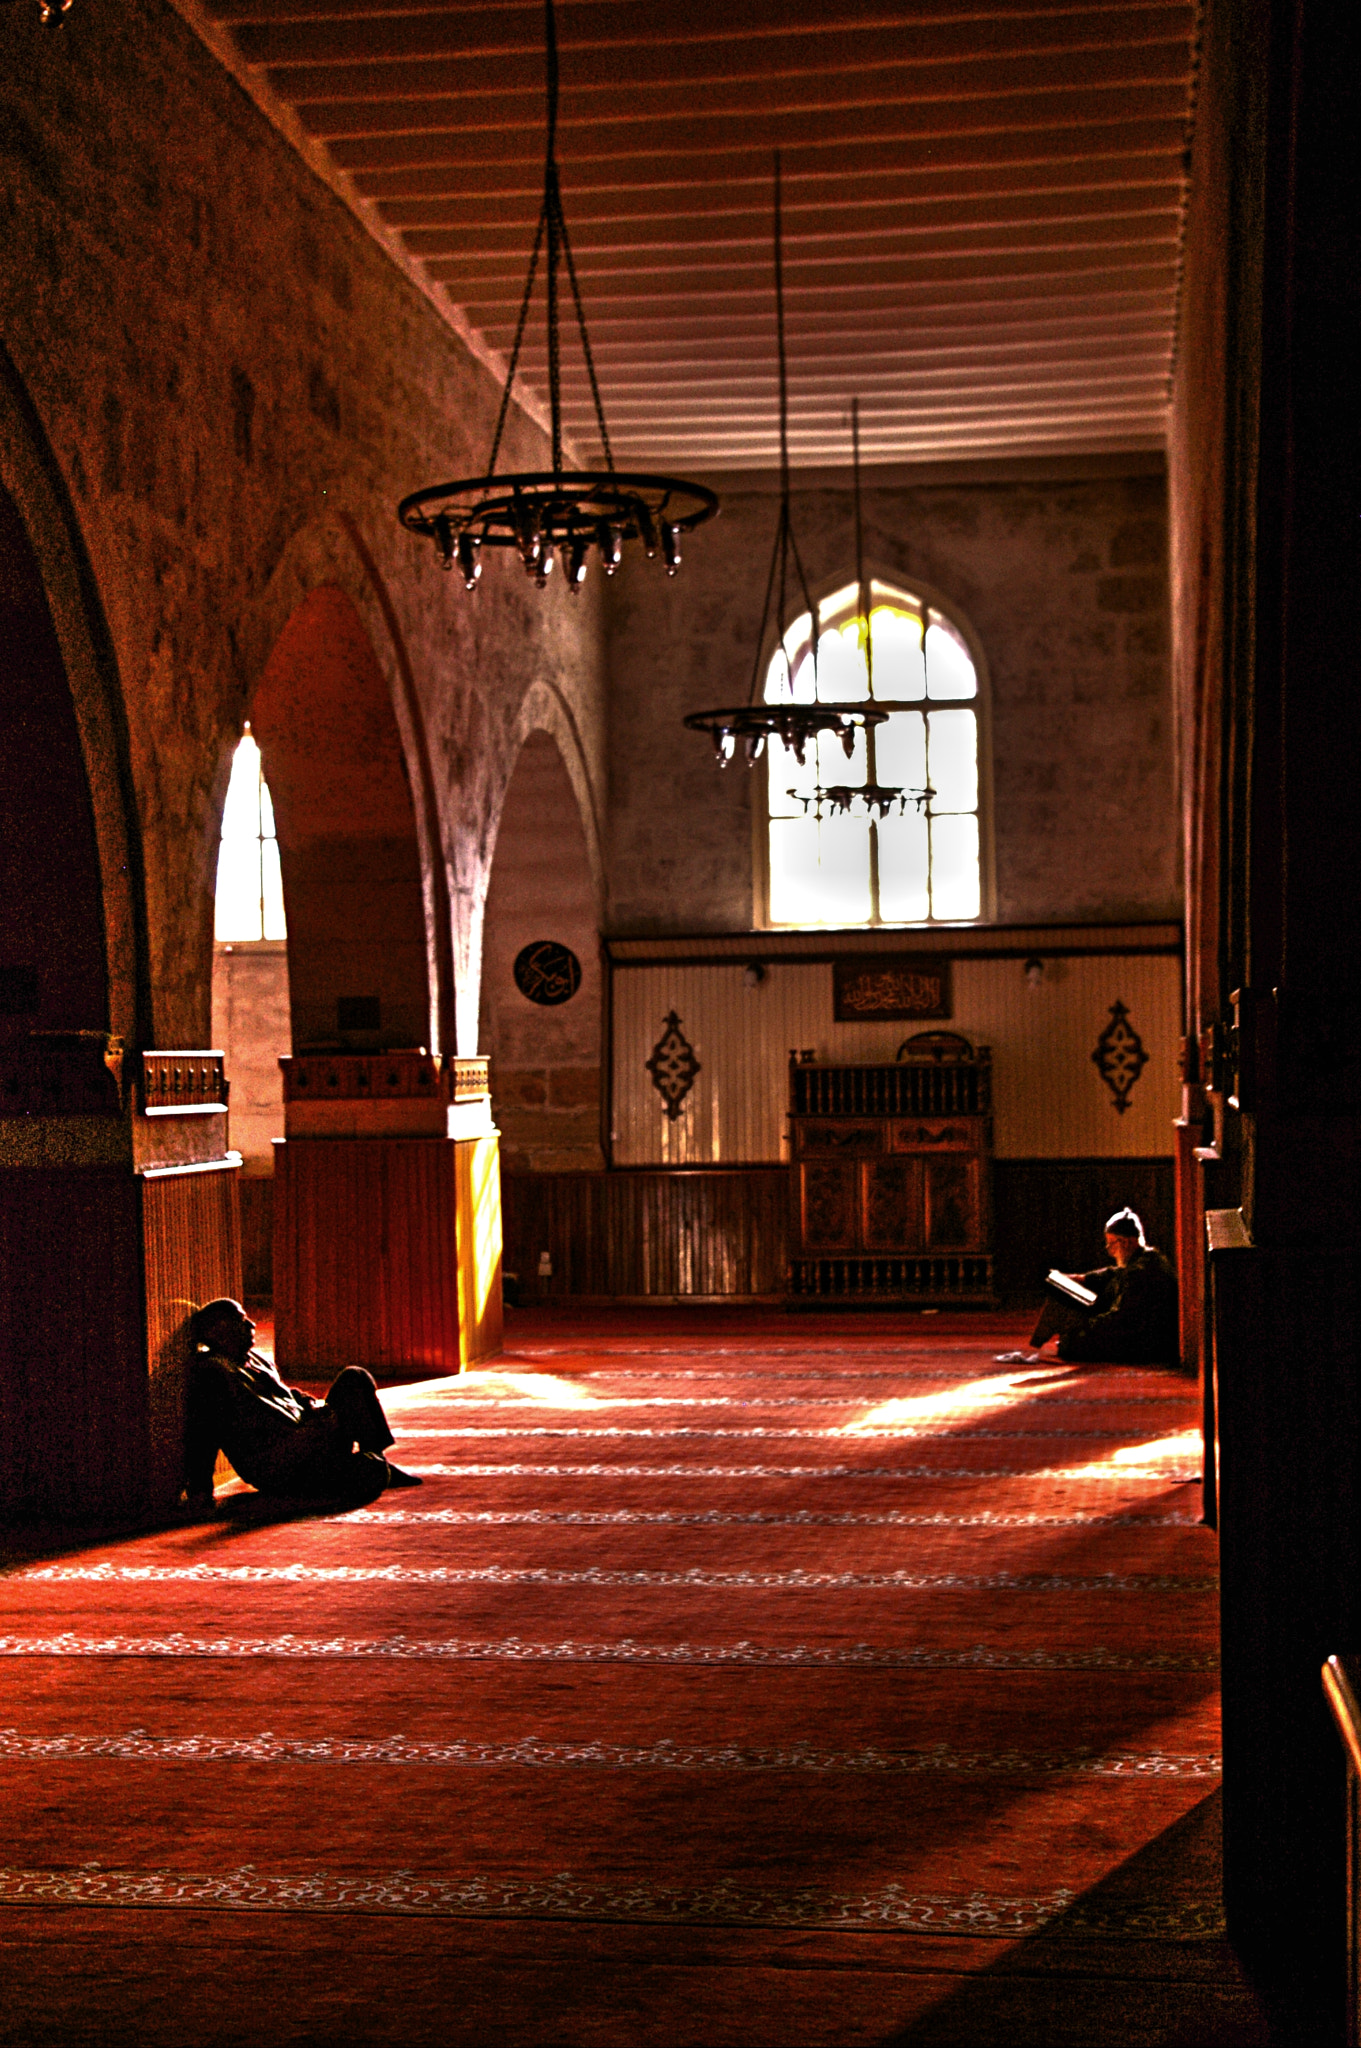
[214, 725, 287, 941]
[765, 580, 984, 927]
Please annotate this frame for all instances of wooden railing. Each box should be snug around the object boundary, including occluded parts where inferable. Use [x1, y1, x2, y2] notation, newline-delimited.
[1324, 1654, 1361, 2046]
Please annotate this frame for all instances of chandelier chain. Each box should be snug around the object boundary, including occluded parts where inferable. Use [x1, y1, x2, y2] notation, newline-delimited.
[558, 198, 615, 473]
[486, 205, 546, 480]
[401, 0, 716, 588]
[745, 154, 820, 707]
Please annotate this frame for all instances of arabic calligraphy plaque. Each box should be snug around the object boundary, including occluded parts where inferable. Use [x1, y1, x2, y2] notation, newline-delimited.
[832, 956, 952, 1023]
[513, 940, 583, 1007]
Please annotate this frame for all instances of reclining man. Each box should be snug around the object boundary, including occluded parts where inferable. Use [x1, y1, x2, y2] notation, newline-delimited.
[1028, 1208, 1179, 1365]
[184, 1298, 422, 1509]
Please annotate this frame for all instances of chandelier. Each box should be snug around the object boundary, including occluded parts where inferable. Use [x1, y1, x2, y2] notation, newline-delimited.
[784, 398, 933, 821]
[397, 0, 717, 592]
[683, 157, 885, 766]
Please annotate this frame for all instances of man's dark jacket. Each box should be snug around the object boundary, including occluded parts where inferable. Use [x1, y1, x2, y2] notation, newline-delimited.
[1057, 1247, 1179, 1364]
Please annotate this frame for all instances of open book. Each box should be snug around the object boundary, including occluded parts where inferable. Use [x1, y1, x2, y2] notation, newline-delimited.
[1045, 1269, 1098, 1308]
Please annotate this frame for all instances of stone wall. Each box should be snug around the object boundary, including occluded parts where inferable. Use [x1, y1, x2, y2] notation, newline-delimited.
[604, 456, 1177, 935]
[0, 0, 605, 1054]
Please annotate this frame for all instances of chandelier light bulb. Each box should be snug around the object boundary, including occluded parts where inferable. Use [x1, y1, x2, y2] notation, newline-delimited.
[456, 531, 482, 589]
[566, 533, 591, 588]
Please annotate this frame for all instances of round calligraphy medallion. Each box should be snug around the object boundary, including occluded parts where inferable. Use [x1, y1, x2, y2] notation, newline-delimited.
[513, 940, 583, 1007]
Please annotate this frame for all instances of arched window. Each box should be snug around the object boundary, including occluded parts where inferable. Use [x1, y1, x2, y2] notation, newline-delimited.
[764, 580, 986, 927]
[214, 725, 287, 940]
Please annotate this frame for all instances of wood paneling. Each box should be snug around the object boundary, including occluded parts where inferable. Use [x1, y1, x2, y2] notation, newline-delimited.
[505, 1157, 1173, 1304]
[140, 1163, 243, 1512]
[612, 950, 1180, 1164]
[275, 1137, 460, 1375]
[991, 1154, 1174, 1301]
[274, 1135, 505, 1375]
[196, 0, 1198, 466]
[239, 1175, 274, 1298]
[503, 1168, 789, 1301]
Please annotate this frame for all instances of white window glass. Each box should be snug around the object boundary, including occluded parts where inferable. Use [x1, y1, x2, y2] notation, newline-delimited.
[930, 813, 981, 920]
[867, 605, 924, 695]
[926, 710, 978, 814]
[214, 728, 287, 941]
[875, 709, 927, 792]
[764, 582, 983, 928]
[812, 620, 868, 702]
[925, 616, 977, 700]
[814, 718, 868, 789]
[877, 808, 930, 922]
[769, 814, 872, 926]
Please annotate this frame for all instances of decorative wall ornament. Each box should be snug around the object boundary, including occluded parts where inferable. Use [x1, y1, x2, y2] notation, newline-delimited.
[833, 956, 952, 1022]
[645, 1011, 700, 1121]
[1092, 1001, 1149, 1114]
[513, 940, 582, 1007]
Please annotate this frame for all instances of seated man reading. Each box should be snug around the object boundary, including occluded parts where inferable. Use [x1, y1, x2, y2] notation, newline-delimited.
[184, 1298, 422, 1509]
[1029, 1209, 1179, 1365]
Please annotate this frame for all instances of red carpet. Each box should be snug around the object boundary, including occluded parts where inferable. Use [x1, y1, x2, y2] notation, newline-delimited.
[0, 1307, 1267, 2045]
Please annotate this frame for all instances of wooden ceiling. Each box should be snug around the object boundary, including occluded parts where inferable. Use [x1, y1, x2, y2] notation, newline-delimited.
[200, 0, 1199, 471]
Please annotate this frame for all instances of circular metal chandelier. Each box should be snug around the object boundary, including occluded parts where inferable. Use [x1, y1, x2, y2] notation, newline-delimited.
[788, 782, 930, 821]
[683, 156, 885, 766]
[397, 0, 718, 593]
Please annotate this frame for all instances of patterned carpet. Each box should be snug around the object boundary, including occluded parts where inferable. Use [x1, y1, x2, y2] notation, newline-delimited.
[0, 1307, 1269, 2045]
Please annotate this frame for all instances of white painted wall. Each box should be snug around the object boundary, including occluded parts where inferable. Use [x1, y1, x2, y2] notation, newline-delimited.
[612, 950, 1178, 1163]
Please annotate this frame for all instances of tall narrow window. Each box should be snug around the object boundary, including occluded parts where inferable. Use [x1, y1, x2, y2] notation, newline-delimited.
[765, 580, 984, 927]
[214, 725, 287, 940]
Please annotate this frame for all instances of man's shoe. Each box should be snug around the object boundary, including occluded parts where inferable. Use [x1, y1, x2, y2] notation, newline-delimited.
[386, 1464, 424, 1489]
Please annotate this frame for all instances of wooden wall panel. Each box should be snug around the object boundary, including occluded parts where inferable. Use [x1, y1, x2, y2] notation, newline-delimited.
[0, 1168, 145, 1519]
[140, 1163, 243, 1513]
[239, 1175, 273, 1299]
[274, 1137, 462, 1376]
[612, 952, 1180, 1164]
[991, 1156, 1175, 1302]
[505, 1158, 1174, 1306]
[503, 1170, 789, 1301]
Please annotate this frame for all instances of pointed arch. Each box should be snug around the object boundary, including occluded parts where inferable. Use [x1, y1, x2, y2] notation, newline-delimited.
[249, 583, 433, 1055]
[480, 721, 603, 1172]
[233, 509, 453, 1052]
[0, 344, 146, 1046]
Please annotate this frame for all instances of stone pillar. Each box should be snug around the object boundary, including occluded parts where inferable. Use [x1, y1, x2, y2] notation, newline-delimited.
[273, 1051, 502, 1379]
[0, 1040, 242, 1521]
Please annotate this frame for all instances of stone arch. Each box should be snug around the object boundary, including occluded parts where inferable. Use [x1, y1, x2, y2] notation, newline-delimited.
[249, 582, 434, 1056]
[480, 723, 603, 1173]
[0, 344, 145, 1047]
[231, 509, 453, 1052]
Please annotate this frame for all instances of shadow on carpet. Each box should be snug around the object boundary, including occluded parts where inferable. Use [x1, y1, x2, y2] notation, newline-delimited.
[885, 1793, 1270, 2047]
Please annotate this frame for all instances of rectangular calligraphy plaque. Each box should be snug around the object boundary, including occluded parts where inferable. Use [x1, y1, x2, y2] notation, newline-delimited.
[832, 955, 952, 1023]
